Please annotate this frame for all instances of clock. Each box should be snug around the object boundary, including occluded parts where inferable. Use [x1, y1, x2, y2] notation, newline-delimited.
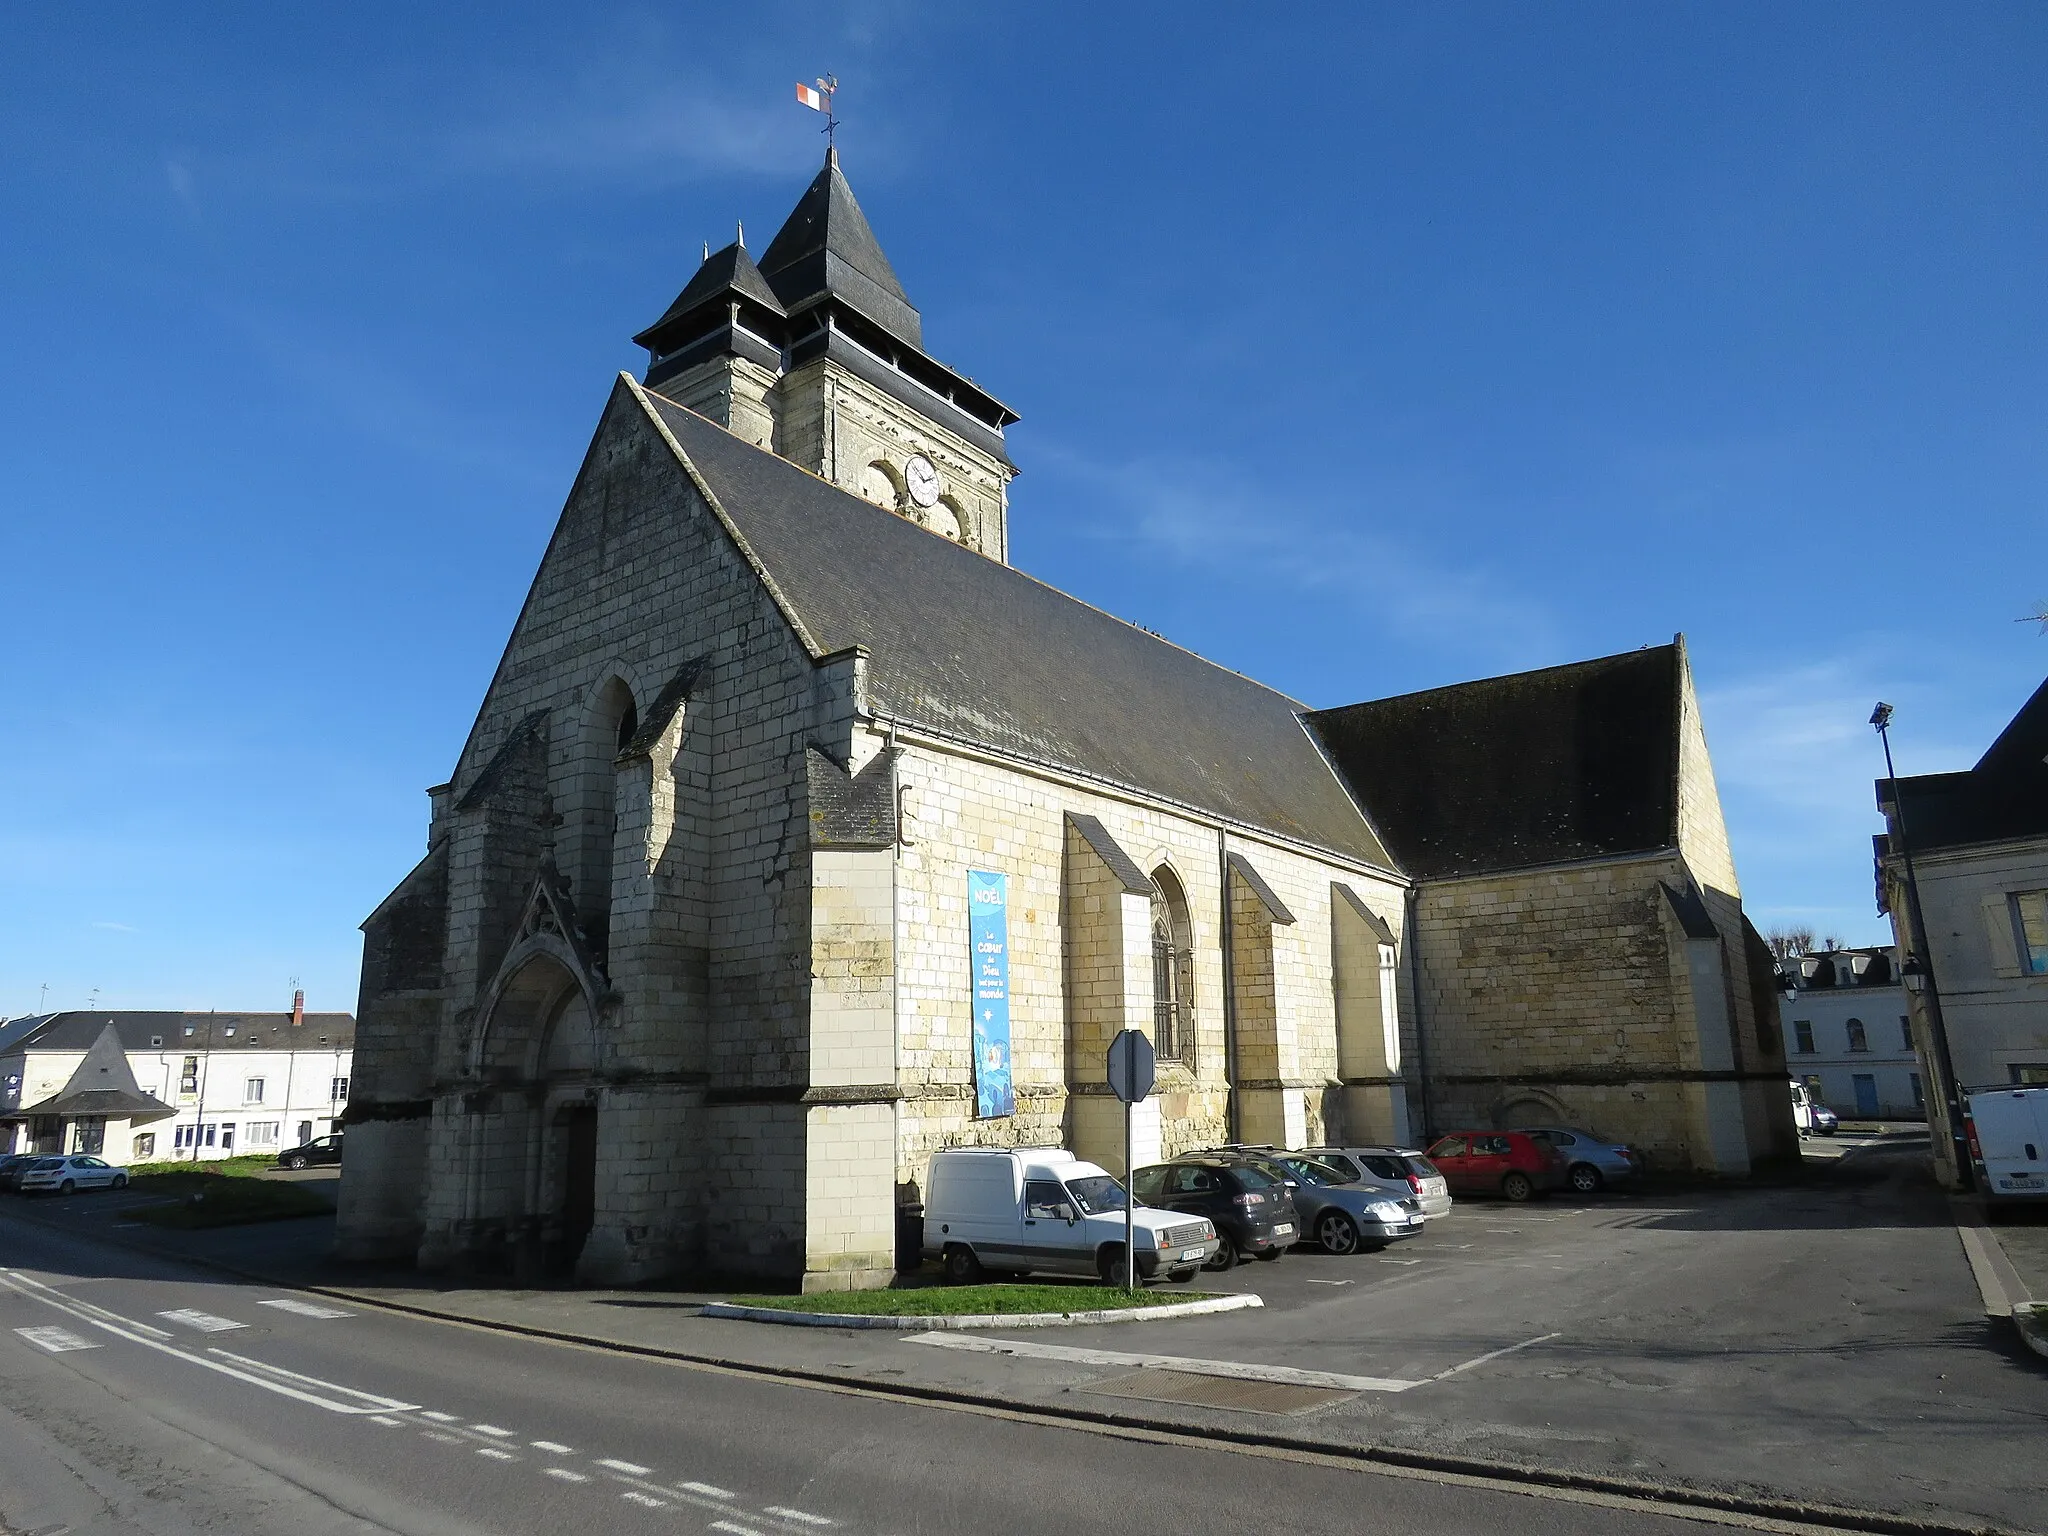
[904, 454, 941, 509]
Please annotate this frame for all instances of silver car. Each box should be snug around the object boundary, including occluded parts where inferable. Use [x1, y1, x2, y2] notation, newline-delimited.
[18, 1155, 128, 1195]
[1301, 1145, 1453, 1220]
[1232, 1151, 1424, 1255]
[1522, 1127, 1643, 1193]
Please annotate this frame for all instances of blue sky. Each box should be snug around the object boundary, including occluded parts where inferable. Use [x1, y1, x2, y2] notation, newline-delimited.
[4, 4, 2044, 1017]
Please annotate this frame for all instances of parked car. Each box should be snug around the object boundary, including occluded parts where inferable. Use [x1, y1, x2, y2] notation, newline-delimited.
[1423, 1131, 1567, 1202]
[1130, 1155, 1299, 1269]
[1521, 1127, 1643, 1194]
[0, 1154, 35, 1193]
[922, 1147, 1219, 1284]
[1300, 1144, 1453, 1219]
[1233, 1150, 1424, 1255]
[276, 1132, 344, 1170]
[17, 1155, 128, 1195]
[1790, 1080, 1838, 1136]
[1963, 1085, 2048, 1208]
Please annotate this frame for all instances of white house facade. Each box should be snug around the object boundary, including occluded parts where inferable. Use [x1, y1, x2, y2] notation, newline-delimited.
[0, 1010, 354, 1165]
[1779, 947, 1922, 1120]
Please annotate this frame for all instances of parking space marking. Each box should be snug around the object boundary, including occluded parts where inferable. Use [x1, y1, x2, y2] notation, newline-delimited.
[764, 1506, 834, 1525]
[545, 1468, 590, 1483]
[16, 1325, 97, 1353]
[158, 1308, 245, 1333]
[1304, 1278, 1353, 1286]
[904, 1332, 1428, 1392]
[682, 1481, 737, 1499]
[596, 1458, 651, 1476]
[258, 1298, 352, 1319]
[1428, 1332, 1561, 1382]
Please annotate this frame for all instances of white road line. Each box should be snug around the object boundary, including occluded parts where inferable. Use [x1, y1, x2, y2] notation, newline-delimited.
[369, 1416, 406, 1426]
[1379, 1258, 1424, 1266]
[0, 1271, 417, 1415]
[682, 1481, 738, 1499]
[423, 1431, 465, 1445]
[1429, 1332, 1562, 1381]
[621, 1491, 668, 1508]
[545, 1468, 590, 1483]
[530, 1440, 575, 1454]
[158, 1308, 245, 1333]
[904, 1332, 1426, 1392]
[763, 1506, 834, 1525]
[710, 1523, 766, 1536]
[596, 1458, 652, 1476]
[16, 1325, 97, 1353]
[476, 1447, 519, 1462]
[419, 1411, 459, 1422]
[258, 1298, 352, 1319]
[1303, 1278, 1353, 1286]
[36, 1292, 172, 1338]
[469, 1424, 513, 1437]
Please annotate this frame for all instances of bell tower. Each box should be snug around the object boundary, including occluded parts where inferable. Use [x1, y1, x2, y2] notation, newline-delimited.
[635, 150, 1019, 561]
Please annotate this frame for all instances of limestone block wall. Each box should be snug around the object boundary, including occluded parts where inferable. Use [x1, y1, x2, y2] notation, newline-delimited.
[704, 1102, 805, 1275]
[774, 360, 1009, 558]
[803, 1102, 896, 1290]
[875, 726, 1408, 1201]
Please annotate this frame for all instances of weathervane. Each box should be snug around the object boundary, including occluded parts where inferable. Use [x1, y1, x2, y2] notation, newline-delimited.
[795, 74, 839, 149]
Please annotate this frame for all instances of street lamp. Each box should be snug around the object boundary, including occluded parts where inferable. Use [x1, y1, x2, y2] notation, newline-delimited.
[1871, 702, 1974, 1191]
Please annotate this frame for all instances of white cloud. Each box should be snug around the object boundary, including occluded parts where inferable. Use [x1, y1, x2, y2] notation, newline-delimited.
[91, 921, 136, 933]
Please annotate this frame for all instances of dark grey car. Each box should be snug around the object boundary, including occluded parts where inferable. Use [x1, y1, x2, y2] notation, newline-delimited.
[1524, 1126, 1643, 1193]
[1232, 1151, 1425, 1255]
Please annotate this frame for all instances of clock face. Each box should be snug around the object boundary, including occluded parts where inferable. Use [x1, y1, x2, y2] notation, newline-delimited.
[904, 454, 941, 509]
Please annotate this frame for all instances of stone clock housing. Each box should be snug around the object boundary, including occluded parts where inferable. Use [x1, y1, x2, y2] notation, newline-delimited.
[633, 149, 1017, 559]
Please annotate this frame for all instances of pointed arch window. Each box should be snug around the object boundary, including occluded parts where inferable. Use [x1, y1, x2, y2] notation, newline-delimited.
[1150, 867, 1195, 1064]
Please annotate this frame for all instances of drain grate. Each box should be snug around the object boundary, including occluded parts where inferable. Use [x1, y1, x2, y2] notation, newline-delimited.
[1080, 1368, 1356, 1416]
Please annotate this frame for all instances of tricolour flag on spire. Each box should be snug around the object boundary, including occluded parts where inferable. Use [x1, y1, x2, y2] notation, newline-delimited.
[795, 81, 829, 112]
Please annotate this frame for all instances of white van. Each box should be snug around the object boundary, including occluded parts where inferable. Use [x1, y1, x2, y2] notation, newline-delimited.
[1789, 1080, 1838, 1136]
[1964, 1086, 2048, 1206]
[922, 1147, 1219, 1284]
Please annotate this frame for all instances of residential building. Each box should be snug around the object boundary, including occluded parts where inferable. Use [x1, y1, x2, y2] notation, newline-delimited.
[1778, 946, 1922, 1120]
[0, 1009, 354, 1165]
[337, 150, 1789, 1291]
[1876, 673, 2048, 1185]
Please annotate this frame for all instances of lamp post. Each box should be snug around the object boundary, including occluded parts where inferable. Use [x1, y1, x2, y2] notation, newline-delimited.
[1871, 702, 1974, 1191]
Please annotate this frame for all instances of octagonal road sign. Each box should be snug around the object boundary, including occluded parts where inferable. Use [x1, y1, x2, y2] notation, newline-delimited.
[1106, 1029, 1156, 1104]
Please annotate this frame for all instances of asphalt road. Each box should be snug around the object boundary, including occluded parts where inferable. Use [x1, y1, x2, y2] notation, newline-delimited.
[0, 1217, 1745, 1536]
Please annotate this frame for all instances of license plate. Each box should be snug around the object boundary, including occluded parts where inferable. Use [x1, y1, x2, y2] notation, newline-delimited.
[1272, 1223, 1294, 1236]
[2002, 1174, 2044, 1189]
[1180, 1247, 1205, 1261]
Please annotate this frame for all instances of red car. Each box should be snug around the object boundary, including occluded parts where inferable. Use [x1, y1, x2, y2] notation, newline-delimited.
[1423, 1131, 1568, 1202]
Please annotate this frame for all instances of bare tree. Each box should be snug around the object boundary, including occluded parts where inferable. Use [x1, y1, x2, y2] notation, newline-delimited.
[1820, 933, 1847, 952]
[1765, 925, 1816, 962]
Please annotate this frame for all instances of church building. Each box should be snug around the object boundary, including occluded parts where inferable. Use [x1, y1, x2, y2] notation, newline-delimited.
[336, 151, 1792, 1288]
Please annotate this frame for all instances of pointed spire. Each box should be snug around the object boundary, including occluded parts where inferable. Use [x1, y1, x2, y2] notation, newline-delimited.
[737, 219, 745, 248]
[758, 150, 922, 349]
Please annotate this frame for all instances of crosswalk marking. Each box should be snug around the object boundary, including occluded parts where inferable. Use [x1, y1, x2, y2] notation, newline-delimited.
[16, 1325, 97, 1353]
[682, 1481, 738, 1499]
[258, 1298, 352, 1319]
[544, 1467, 590, 1483]
[158, 1308, 245, 1333]
[597, 1458, 651, 1476]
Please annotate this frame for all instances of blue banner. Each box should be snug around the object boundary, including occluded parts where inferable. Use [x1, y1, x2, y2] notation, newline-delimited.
[968, 870, 1015, 1119]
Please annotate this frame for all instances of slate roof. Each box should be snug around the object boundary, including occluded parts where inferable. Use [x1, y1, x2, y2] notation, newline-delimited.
[0, 1011, 356, 1056]
[757, 147, 923, 349]
[633, 240, 785, 350]
[640, 389, 1393, 868]
[1305, 646, 1682, 880]
[19, 1024, 176, 1123]
[1881, 674, 2048, 850]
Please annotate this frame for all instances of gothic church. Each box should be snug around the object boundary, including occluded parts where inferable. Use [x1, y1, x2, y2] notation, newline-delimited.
[337, 151, 1794, 1288]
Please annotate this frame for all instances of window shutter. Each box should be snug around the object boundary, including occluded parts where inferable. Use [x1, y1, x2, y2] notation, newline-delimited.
[1981, 891, 2023, 979]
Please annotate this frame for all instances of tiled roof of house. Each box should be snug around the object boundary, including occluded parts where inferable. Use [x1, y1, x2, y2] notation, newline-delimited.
[1, 1011, 355, 1056]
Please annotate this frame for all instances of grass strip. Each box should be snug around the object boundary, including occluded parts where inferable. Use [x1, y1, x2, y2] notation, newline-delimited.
[724, 1283, 1219, 1317]
[120, 1165, 334, 1228]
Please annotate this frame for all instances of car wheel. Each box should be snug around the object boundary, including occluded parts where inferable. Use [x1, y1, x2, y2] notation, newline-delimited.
[1501, 1171, 1534, 1202]
[1568, 1163, 1603, 1195]
[59, 1179, 76, 1195]
[284, 1154, 309, 1170]
[942, 1244, 983, 1285]
[1097, 1246, 1134, 1286]
[1316, 1210, 1360, 1256]
[1203, 1234, 1240, 1271]
[111, 1174, 128, 1190]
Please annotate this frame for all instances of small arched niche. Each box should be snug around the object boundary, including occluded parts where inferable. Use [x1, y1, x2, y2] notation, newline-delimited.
[859, 460, 902, 511]
[928, 496, 963, 542]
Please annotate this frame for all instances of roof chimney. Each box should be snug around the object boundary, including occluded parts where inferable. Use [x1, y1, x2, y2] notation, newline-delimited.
[292, 989, 304, 1028]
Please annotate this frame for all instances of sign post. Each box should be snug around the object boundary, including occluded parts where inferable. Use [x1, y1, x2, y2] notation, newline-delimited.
[1106, 1029, 1156, 1294]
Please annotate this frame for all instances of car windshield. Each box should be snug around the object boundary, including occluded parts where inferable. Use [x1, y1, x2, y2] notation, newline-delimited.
[1230, 1164, 1281, 1191]
[1064, 1175, 1127, 1214]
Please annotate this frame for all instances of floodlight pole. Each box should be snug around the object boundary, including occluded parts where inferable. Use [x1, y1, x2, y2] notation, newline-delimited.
[1872, 703, 1974, 1191]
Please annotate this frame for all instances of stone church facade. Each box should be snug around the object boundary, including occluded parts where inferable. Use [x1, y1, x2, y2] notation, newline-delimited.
[335, 152, 1792, 1289]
